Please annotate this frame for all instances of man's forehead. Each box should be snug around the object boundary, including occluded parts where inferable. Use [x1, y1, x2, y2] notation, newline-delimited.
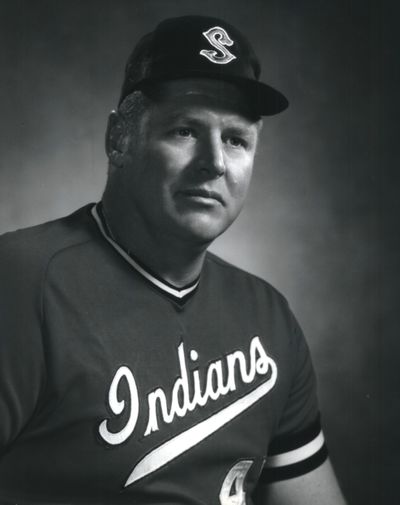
[147, 78, 261, 122]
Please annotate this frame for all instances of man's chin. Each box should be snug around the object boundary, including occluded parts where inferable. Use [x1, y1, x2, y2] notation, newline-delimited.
[174, 217, 233, 247]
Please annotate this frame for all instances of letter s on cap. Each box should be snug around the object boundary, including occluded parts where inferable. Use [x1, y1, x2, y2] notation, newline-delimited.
[200, 26, 237, 64]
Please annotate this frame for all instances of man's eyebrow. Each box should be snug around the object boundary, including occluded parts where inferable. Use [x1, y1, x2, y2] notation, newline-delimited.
[223, 125, 256, 136]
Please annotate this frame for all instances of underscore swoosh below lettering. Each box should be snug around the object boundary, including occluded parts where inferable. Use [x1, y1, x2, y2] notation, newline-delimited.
[124, 364, 277, 487]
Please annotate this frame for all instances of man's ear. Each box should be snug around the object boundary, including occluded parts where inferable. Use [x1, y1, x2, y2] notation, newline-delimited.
[105, 111, 125, 168]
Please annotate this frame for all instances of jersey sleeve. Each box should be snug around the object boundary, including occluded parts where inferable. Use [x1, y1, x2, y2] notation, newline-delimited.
[0, 234, 47, 455]
[260, 311, 328, 483]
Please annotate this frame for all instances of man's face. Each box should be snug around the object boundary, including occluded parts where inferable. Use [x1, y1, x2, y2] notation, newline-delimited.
[117, 79, 261, 246]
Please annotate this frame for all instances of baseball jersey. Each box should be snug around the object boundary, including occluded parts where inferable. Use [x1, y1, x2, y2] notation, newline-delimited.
[0, 204, 327, 504]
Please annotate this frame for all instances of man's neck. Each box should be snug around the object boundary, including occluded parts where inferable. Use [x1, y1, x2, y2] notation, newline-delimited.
[100, 199, 209, 288]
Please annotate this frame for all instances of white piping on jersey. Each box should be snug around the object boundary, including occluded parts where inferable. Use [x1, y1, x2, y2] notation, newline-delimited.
[124, 355, 278, 487]
[91, 204, 199, 299]
[266, 430, 325, 468]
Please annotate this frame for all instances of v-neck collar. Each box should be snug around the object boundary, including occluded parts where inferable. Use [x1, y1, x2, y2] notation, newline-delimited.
[91, 203, 200, 304]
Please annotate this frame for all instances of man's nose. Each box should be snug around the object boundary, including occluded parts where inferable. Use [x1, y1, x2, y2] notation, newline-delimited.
[196, 133, 226, 177]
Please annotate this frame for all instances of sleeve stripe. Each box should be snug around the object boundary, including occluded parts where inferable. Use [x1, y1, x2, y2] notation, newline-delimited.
[266, 430, 325, 468]
[260, 443, 328, 483]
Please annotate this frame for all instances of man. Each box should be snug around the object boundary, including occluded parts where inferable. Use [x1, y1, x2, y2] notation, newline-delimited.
[0, 15, 347, 505]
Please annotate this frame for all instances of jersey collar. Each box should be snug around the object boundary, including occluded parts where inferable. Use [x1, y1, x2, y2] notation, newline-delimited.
[91, 203, 200, 303]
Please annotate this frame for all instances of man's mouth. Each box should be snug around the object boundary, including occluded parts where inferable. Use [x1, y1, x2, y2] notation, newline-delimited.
[179, 188, 224, 205]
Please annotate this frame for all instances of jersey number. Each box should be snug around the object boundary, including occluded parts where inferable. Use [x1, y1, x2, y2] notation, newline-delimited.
[219, 460, 253, 505]
[200, 26, 237, 64]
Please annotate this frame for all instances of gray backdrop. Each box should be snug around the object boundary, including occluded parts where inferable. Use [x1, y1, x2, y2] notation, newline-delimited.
[1, 1, 397, 504]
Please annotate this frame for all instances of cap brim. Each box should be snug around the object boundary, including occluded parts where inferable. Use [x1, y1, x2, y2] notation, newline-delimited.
[226, 76, 289, 116]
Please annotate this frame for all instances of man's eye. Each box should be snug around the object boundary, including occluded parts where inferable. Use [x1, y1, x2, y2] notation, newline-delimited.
[226, 136, 246, 148]
[174, 127, 194, 138]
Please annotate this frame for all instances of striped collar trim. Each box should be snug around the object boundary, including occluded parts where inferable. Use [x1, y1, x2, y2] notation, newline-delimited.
[91, 204, 200, 300]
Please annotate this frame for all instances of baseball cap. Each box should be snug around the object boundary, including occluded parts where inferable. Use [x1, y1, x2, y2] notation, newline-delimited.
[119, 15, 288, 116]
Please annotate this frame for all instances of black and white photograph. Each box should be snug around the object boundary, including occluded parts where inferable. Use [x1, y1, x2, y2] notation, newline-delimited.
[0, 1, 396, 504]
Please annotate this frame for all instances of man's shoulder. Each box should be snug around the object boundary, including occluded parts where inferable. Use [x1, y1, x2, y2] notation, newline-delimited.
[0, 204, 97, 275]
